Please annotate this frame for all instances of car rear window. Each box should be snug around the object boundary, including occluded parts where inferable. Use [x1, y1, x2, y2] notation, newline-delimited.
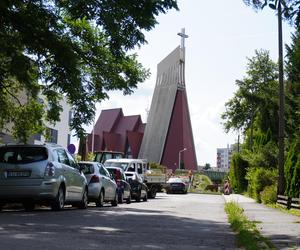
[79, 163, 94, 175]
[0, 146, 48, 164]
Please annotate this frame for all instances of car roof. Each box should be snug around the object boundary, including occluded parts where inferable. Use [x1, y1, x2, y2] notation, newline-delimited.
[0, 143, 62, 149]
[106, 166, 124, 171]
[79, 161, 100, 164]
[167, 177, 184, 183]
[105, 158, 145, 163]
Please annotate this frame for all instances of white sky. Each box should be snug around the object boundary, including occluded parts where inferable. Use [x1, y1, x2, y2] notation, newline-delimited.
[82, 0, 294, 167]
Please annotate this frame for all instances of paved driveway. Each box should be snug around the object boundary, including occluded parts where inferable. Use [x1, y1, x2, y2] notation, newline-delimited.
[0, 193, 237, 250]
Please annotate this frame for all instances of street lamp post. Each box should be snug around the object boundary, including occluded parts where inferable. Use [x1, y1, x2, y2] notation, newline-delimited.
[178, 148, 187, 170]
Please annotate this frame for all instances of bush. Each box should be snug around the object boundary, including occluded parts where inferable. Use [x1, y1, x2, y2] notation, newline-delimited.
[260, 184, 277, 204]
[229, 153, 248, 193]
[285, 140, 300, 198]
[246, 167, 277, 202]
[190, 173, 213, 192]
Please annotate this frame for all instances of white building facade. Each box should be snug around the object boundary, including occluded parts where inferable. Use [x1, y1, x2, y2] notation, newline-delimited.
[1, 98, 72, 149]
[216, 145, 235, 169]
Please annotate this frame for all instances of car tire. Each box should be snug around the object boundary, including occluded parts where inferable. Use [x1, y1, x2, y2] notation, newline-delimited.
[150, 187, 157, 199]
[126, 193, 131, 204]
[51, 186, 65, 211]
[143, 193, 148, 202]
[96, 190, 104, 207]
[78, 188, 88, 209]
[23, 201, 35, 211]
[118, 192, 124, 204]
[111, 192, 118, 207]
[135, 190, 141, 202]
[0, 202, 5, 211]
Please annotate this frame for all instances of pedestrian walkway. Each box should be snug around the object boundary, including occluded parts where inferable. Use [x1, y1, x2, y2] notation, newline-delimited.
[223, 194, 300, 249]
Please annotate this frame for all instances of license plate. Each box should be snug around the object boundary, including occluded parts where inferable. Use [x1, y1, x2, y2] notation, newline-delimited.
[7, 171, 30, 177]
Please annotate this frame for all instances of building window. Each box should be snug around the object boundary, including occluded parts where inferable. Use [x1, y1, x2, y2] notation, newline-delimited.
[67, 134, 71, 146]
[46, 128, 58, 144]
[68, 111, 73, 126]
[33, 133, 42, 141]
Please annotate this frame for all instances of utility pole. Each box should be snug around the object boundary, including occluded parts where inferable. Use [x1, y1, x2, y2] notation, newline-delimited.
[278, 0, 285, 195]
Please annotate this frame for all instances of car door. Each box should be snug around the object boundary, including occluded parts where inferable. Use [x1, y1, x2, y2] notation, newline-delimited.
[122, 172, 131, 198]
[99, 165, 114, 199]
[104, 167, 117, 199]
[98, 164, 111, 199]
[55, 149, 73, 200]
[66, 151, 84, 200]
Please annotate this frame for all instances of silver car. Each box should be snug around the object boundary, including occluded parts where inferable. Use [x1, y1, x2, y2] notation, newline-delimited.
[0, 144, 88, 211]
[78, 161, 118, 207]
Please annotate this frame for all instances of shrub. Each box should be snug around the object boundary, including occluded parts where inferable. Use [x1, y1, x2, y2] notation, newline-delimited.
[260, 184, 277, 204]
[246, 167, 277, 202]
[285, 140, 300, 198]
[229, 153, 248, 193]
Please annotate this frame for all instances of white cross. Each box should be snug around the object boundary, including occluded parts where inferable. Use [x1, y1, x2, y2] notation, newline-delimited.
[177, 28, 188, 48]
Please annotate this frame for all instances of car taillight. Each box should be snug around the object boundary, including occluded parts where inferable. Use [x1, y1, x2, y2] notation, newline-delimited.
[90, 175, 100, 183]
[44, 162, 55, 177]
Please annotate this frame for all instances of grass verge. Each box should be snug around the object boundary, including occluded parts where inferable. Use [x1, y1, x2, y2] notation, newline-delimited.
[225, 202, 275, 250]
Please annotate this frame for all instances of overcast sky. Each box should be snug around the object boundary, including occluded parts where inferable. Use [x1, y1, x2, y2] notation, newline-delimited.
[84, 0, 294, 166]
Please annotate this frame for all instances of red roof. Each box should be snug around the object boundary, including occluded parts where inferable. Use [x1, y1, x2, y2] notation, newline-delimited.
[87, 108, 145, 157]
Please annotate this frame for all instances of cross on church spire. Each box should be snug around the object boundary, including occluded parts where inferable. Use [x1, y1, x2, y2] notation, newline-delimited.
[177, 28, 188, 48]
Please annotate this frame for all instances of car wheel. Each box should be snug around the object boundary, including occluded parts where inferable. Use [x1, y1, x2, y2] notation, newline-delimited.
[118, 191, 124, 204]
[78, 188, 88, 209]
[143, 193, 148, 202]
[23, 201, 35, 211]
[0, 202, 5, 211]
[111, 192, 118, 207]
[96, 190, 104, 207]
[150, 187, 157, 199]
[126, 193, 131, 204]
[51, 186, 65, 211]
[135, 190, 141, 202]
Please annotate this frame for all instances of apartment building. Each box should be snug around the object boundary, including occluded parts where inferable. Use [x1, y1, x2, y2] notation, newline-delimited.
[216, 145, 235, 169]
[0, 97, 72, 148]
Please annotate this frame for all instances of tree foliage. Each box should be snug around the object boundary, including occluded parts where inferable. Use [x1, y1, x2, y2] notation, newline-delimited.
[222, 50, 278, 145]
[0, 0, 178, 141]
[243, 0, 300, 24]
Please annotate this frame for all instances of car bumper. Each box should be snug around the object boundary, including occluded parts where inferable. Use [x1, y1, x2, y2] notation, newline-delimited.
[87, 183, 101, 199]
[0, 179, 60, 202]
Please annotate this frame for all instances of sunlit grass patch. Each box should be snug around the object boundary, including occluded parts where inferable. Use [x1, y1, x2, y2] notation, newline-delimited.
[225, 202, 274, 250]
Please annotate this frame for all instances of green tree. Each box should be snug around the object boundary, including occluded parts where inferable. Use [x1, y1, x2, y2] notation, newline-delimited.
[0, 0, 178, 141]
[222, 50, 278, 150]
[243, 0, 300, 22]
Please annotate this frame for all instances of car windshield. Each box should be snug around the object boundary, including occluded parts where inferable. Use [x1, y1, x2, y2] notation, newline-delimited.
[0, 146, 48, 164]
[105, 162, 128, 171]
[78, 163, 94, 175]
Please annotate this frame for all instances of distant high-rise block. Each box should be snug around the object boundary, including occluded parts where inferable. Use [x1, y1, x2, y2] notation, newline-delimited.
[139, 42, 197, 171]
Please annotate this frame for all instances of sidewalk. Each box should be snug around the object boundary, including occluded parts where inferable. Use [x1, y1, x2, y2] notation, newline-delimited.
[223, 194, 300, 249]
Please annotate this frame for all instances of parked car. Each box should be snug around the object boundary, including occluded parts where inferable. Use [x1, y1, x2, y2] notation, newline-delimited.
[106, 166, 131, 204]
[125, 172, 148, 202]
[78, 161, 118, 207]
[0, 144, 88, 211]
[166, 177, 188, 194]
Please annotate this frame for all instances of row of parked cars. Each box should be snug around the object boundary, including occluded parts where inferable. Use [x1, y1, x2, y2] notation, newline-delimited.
[0, 143, 148, 211]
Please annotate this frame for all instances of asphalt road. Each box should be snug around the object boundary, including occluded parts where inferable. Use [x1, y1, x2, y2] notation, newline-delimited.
[0, 193, 237, 250]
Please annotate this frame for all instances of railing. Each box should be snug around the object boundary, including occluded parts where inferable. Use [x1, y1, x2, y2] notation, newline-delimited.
[276, 195, 300, 210]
